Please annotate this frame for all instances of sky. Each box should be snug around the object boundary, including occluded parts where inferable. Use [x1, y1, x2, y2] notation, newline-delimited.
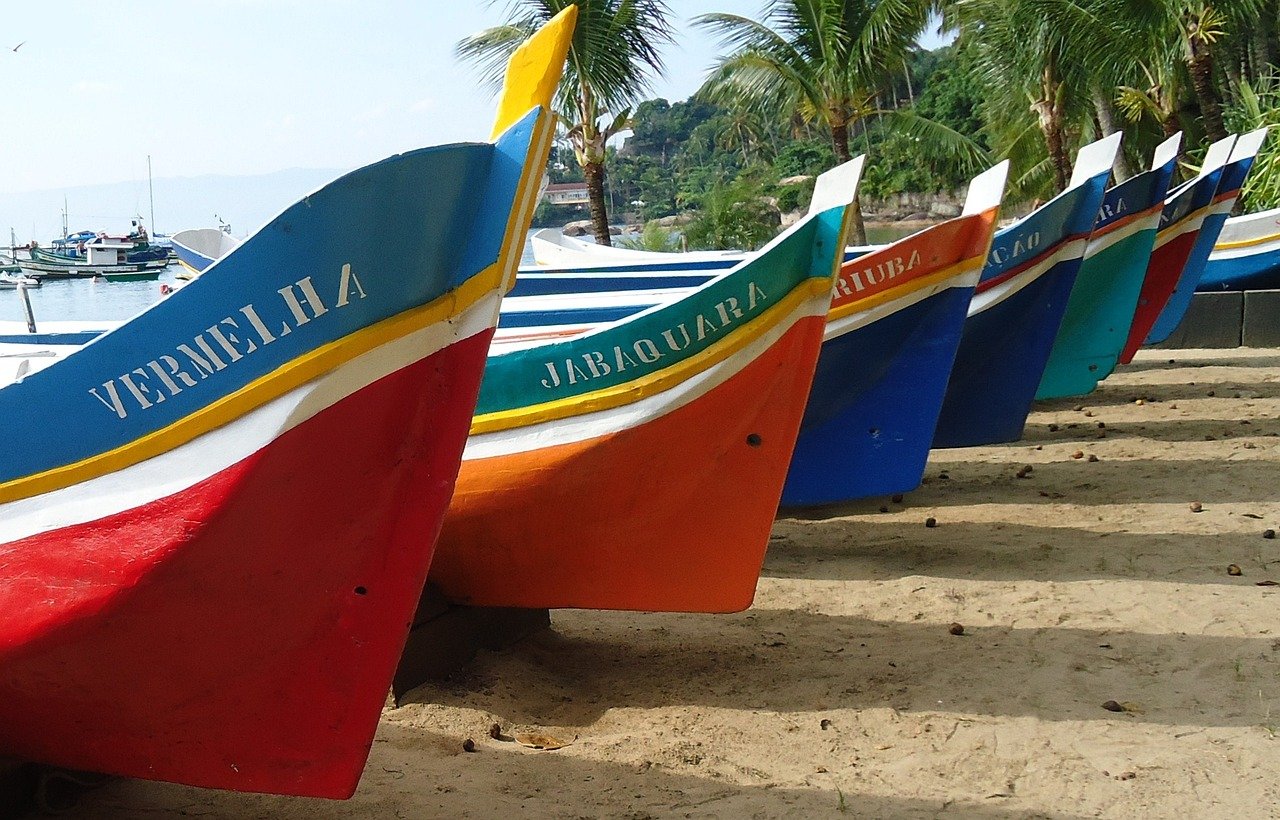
[0, 2, 949, 236]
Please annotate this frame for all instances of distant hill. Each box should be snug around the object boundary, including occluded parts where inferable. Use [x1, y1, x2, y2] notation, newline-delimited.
[0, 168, 346, 244]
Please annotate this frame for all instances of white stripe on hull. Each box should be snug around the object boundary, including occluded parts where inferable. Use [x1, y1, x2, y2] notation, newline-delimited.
[967, 239, 1088, 317]
[1083, 211, 1162, 259]
[464, 293, 830, 461]
[823, 269, 981, 341]
[0, 292, 501, 545]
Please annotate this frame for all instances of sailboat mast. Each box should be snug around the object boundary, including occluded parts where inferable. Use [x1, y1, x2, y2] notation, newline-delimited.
[148, 155, 156, 233]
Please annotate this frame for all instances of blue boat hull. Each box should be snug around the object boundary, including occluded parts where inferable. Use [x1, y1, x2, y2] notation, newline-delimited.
[1145, 209, 1232, 343]
[933, 261, 1083, 448]
[1198, 244, 1280, 291]
[781, 284, 974, 505]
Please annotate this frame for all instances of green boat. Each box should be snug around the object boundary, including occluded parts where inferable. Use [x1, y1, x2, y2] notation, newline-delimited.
[100, 270, 163, 283]
[20, 243, 169, 279]
[1036, 133, 1180, 400]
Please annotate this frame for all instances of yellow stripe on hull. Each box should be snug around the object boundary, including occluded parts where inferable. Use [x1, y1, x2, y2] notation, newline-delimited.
[827, 254, 985, 323]
[470, 277, 832, 436]
[0, 264, 504, 506]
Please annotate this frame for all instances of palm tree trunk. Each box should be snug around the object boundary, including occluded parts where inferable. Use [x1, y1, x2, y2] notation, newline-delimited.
[831, 121, 852, 163]
[830, 121, 867, 245]
[1035, 64, 1072, 193]
[1187, 44, 1227, 142]
[1092, 85, 1134, 181]
[584, 160, 613, 247]
[1253, 24, 1275, 83]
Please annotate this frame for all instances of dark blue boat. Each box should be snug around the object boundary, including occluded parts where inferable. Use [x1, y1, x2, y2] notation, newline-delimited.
[932, 134, 1120, 449]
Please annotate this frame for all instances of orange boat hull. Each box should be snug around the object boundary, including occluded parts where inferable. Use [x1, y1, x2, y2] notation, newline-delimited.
[429, 316, 826, 613]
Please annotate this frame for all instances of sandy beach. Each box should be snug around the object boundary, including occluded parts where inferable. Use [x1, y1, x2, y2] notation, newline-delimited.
[72, 347, 1280, 819]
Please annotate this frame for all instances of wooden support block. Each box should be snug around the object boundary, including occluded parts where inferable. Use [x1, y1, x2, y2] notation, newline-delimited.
[392, 585, 550, 702]
[1243, 289, 1280, 348]
[1151, 291, 1243, 348]
[0, 759, 34, 817]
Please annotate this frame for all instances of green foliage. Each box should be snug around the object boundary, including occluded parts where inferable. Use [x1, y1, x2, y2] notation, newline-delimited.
[457, 0, 675, 243]
[532, 200, 589, 228]
[774, 179, 814, 213]
[773, 140, 837, 178]
[682, 179, 780, 251]
[1226, 73, 1280, 211]
[859, 130, 941, 198]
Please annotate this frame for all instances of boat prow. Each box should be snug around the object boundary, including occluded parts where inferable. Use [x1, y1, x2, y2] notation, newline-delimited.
[0, 7, 575, 799]
[428, 161, 858, 613]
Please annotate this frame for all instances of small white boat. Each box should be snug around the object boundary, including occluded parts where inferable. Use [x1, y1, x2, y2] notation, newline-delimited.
[0, 270, 39, 289]
[171, 227, 242, 277]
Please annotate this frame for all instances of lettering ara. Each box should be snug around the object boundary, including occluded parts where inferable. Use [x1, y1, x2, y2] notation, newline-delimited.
[89, 264, 368, 420]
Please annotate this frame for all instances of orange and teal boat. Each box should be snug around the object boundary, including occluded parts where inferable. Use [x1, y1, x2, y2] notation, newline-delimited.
[426, 161, 858, 613]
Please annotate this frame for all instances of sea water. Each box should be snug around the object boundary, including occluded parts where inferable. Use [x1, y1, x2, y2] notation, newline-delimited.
[0, 234, 543, 326]
[1, 225, 919, 324]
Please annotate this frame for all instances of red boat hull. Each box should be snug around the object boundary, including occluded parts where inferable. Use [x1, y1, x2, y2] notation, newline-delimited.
[1119, 231, 1199, 363]
[0, 330, 492, 798]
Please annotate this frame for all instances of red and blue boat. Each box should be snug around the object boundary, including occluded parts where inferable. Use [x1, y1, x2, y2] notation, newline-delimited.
[1146, 128, 1270, 343]
[931, 134, 1119, 448]
[1035, 133, 1181, 399]
[427, 162, 858, 614]
[0, 10, 572, 799]
[1118, 134, 1236, 364]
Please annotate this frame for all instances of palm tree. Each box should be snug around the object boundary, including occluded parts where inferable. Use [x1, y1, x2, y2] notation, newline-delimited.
[457, 0, 673, 246]
[944, 0, 1120, 194]
[695, 0, 933, 243]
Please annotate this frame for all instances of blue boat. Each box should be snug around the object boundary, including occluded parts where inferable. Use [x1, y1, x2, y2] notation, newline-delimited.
[1201, 204, 1280, 291]
[1147, 128, 1270, 343]
[1035, 133, 1181, 400]
[779, 163, 1008, 505]
[932, 134, 1120, 448]
[493, 163, 1014, 505]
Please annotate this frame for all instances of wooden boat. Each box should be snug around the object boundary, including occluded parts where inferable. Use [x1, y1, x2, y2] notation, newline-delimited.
[1117, 134, 1237, 363]
[1201, 204, 1280, 291]
[1035, 133, 1181, 400]
[931, 134, 1120, 448]
[0, 8, 573, 800]
[531, 228, 744, 269]
[1146, 128, 1270, 343]
[172, 227, 243, 277]
[491, 163, 1009, 504]
[100, 269, 163, 282]
[51, 229, 170, 264]
[427, 161, 858, 613]
[780, 163, 1007, 504]
[21, 243, 170, 278]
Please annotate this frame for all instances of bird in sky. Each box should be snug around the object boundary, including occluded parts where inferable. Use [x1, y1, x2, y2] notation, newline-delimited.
[9, 41, 24, 53]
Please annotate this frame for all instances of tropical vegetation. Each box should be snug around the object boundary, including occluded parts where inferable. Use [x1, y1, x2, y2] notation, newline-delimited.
[463, 0, 1280, 251]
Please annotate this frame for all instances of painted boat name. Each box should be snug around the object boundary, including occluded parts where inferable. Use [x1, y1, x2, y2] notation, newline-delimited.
[833, 249, 922, 298]
[988, 230, 1041, 267]
[89, 264, 368, 420]
[539, 280, 769, 390]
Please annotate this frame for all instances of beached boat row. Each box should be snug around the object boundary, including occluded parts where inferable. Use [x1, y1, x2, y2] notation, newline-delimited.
[0, 7, 1271, 803]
